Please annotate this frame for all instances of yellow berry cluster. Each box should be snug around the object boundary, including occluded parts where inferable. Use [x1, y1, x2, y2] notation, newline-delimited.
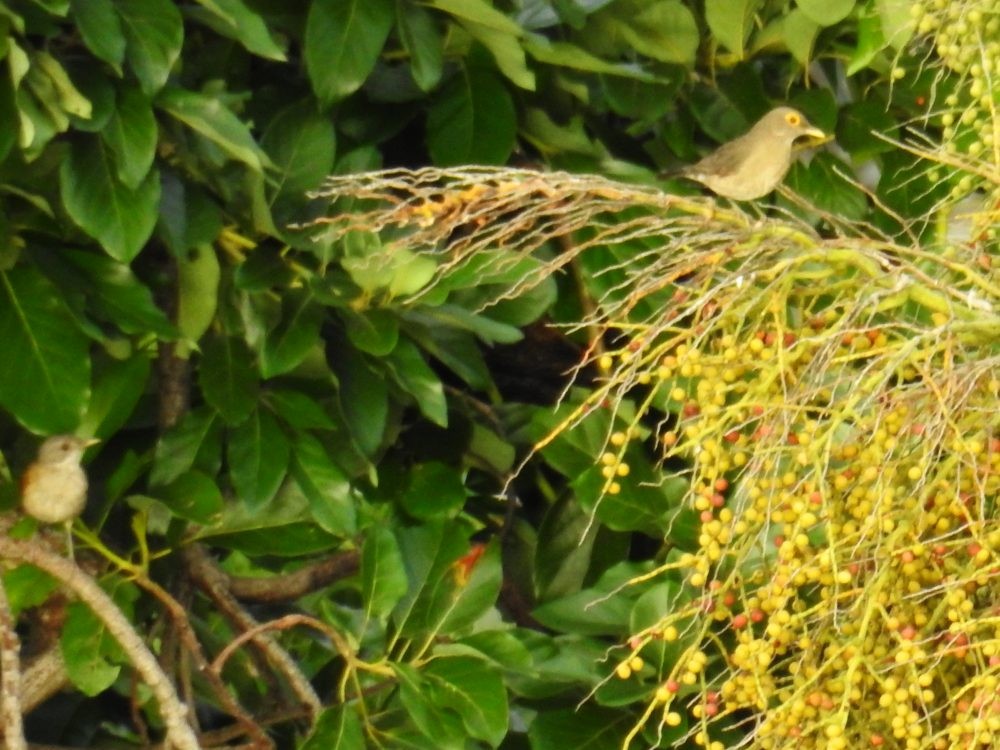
[599, 300, 1000, 749]
[909, 1, 999, 202]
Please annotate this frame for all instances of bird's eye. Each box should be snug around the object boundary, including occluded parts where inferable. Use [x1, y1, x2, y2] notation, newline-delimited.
[785, 112, 801, 126]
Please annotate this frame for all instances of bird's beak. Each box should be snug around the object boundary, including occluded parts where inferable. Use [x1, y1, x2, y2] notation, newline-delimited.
[83, 438, 101, 448]
[801, 126, 830, 143]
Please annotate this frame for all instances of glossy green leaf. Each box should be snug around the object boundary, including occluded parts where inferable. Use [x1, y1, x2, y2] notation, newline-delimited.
[343, 308, 399, 356]
[301, 707, 366, 750]
[395, 664, 466, 748]
[427, 0, 523, 34]
[385, 338, 447, 427]
[361, 525, 408, 620]
[785, 151, 868, 221]
[60, 137, 160, 262]
[333, 347, 388, 456]
[265, 390, 337, 430]
[228, 408, 289, 509]
[423, 656, 508, 745]
[3, 565, 58, 617]
[101, 85, 156, 188]
[534, 495, 599, 600]
[116, 0, 184, 95]
[56, 248, 175, 337]
[797, 0, 854, 27]
[291, 433, 356, 536]
[397, 0, 443, 91]
[781, 9, 820, 65]
[199, 333, 259, 425]
[149, 407, 218, 486]
[876, 0, 913, 49]
[0, 267, 90, 433]
[532, 563, 643, 636]
[156, 469, 225, 523]
[157, 88, 270, 172]
[261, 100, 336, 205]
[176, 242, 220, 348]
[79, 354, 151, 441]
[588, 0, 698, 66]
[260, 291, 323, 378]
[61, 603, 120, 696]
[401, 462, 466, 519]
[189, 0, 286, 60]
[461, 21, 535, 90]
[705, 0, 761, 58]
[525, 37, 658, 79]
[305, 0, 394, 106]
[70, 0, 125, 71]
[528, 706, 631, 750]
[427, 65, 515, 165]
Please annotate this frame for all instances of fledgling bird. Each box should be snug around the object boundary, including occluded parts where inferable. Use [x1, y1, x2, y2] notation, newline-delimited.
[21, 435, 98, 531]
[675, 107, 827, 200]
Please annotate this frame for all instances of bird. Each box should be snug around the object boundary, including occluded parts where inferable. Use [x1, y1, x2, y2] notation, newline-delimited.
[21, 435, 98, 539]
[672, 107, 828, 200]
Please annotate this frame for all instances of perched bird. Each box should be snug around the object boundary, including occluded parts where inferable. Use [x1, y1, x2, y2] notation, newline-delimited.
[21, 435, 98, 526]
[674, 107, 827, 200]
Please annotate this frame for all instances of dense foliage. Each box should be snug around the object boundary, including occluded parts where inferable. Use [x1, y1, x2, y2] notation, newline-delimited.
[0, 1, 995, 749]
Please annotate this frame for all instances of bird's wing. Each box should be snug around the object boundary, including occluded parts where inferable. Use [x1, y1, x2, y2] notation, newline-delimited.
[681, 135, 749, 179]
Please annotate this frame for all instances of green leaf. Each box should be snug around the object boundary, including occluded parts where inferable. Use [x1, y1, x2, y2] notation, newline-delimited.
[426, 0, 523, 34]
[260, 291, 323, 378]
[532, 563, 642, 636]
[301, 707, 366, 750]
[395, 664, 466, 748]
[150, 407, 218, 486]
[343, 308, 399, 356]
[781, 8, 821, 65]
[534, 495, 599, 600]
[261, 100, 336, 205]
[428, 65, 515, 165]
[876, 0, 913, 49]
[61, 603, 120, 696]
[785, 151, 868, 221]
[79, 354, 151, 440]
[101, 85, 156, 188]
[45, 248, 175, 338]
[188, 0, 287, 60]
[423, 656, 508, 746]
[176, 242, 220, 348]
[228, 408, 289, 510]
[265, 390, 337, 431]
[116, 0, 184, 95]
[59, 136, 160, 262]
[384, 338, 447, 427]
[361, 525, 408, 621]
[0, 267, 90, 433]
[797, 0, 855, 27]
[70, 0, 125, 72]
[588, 0, 698, 66]
[524, 36, 658, 79]
[3, 565, 58, 617]
[291, 433, 356, 536]
[397, 0, 443, 91]
[461, 22, 535, 90]
[156, 469, 224, 523]
[401, 462, 466, 519]
[198, 333, 259, 425]
[305, 0, 394, 106]
[157, 88, 270, 172]
[333, 346, 388, 457]
[528, 706, 631, 750]
[705, 0, 761, 58]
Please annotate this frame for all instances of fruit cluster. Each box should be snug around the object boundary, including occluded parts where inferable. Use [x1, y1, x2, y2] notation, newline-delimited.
[598, 285, 999, 749]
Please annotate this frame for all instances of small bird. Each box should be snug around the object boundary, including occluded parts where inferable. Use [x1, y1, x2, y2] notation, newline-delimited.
[21, 435, 98, 527]
[674, 107, 827, 200]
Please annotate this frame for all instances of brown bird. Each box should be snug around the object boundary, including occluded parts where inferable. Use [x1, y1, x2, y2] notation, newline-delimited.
[21, 435, 98, 526]
[676, 107, 827, 200]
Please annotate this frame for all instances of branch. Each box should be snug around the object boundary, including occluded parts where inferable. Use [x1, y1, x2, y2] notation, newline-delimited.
[0, 538, 199, 750]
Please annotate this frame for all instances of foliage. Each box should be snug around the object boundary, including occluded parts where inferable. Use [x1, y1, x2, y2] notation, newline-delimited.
[0, 0, 995, 749]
